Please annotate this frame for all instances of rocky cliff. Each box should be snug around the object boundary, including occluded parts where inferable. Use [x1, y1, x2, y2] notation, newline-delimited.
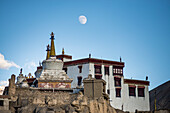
[13, 91, 117, 113]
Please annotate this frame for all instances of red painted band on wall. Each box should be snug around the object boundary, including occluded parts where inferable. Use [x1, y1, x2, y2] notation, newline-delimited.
[129, 85, 136, 88]
[138, 86, 145, 88]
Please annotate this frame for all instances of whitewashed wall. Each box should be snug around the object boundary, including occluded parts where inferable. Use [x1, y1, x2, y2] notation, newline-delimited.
[110, 76, 124, 110]
[66, 63, 150, 113]
[122, 84, 150, 112]
[89, 63, 94, 77]
[63, 58, 72, 62]
[67, 63, 90, 88]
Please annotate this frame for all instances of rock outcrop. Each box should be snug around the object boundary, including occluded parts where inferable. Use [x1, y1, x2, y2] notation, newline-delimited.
[12, 91, 117, 113]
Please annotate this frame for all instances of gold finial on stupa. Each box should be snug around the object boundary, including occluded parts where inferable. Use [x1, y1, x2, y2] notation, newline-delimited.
[50, 32, 56, 57]
[62, 48, 64, 55]
[46, 44, 50, 60]
[51, 32, 54, 36]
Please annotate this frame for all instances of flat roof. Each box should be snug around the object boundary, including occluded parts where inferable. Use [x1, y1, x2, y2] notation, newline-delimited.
[64, 58, 125, 67]
[124, 79, 150, 85]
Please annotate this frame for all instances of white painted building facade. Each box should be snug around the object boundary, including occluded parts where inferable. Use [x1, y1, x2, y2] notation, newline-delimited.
[55, 54, 150, 112]
[33, 32, 149, 112]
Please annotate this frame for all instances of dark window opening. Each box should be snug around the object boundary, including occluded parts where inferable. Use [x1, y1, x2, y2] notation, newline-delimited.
[63, 68, 67, 74]
[105, 66, 109, 75]
[138, 88, 145, 97]
[107, 89, 110, 94]
[95, 74, 102, 79]
[0, 100, 3, 106]
[78, 65, 82, 73]
[94, 65, 101, 74]
[129, 87, 136, 96]
[77, 76, 82, 86]
[116, 88, 121, 97]
[114, 78, 121, 87]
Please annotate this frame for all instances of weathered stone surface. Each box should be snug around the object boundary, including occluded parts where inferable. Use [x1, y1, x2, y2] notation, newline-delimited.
[35, 107, 47, 113]
[5, 75, 118, 113]
[8, 75, 16, 96]
[11, 90, 117, 113]
[65, 105, 76, 113]
[0, 110, 11, 113]
[17, 105, 36, 113]
[70, 91, 116, 113]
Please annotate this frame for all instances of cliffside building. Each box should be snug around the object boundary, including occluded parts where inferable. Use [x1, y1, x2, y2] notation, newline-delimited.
[14, 32, 150, 113]
[56, 42, 150, 112]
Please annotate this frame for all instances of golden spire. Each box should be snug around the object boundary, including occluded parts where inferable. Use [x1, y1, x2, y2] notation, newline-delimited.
[50, 32, 56, 57]
[62, 48, 64, 55]
[46, 44, 50, 60]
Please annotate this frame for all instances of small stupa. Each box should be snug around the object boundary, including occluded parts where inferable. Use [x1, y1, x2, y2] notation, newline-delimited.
[16, 68, 26, 85]
[35, 32, 73, 89]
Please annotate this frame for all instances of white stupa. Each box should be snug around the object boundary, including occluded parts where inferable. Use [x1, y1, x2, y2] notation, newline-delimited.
[35, 32, 73, 89]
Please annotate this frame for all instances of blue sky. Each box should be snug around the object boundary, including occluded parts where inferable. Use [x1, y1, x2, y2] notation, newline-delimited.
[0, 0, 169, 90]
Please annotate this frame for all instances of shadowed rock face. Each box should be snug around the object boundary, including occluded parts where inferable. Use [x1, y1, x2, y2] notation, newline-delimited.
[149, 80, 170, 111]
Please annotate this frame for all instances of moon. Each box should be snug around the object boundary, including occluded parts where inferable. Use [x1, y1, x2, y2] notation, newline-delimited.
[79, 15, 87, 24]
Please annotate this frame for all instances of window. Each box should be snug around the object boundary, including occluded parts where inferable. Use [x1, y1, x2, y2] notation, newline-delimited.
[120, 69, 123, 74]
[129, 86, 136, 96]
[63, 68, 67, 74]
[94, 65, 102, 79]
[113, 67, 123, 75]
[104, 66, 109, 75]
[77, 76, 82, 86]
[78, 65, 82, 73]
[107, 89, 110, 95]
[116, 88, 121, 97]
[118, 69, 121, 73]
[94, 65, 101, 74]
[114, 78, 121, 87]
[138, 87, 145, 97]
[95, 75, 102, 79]
[0, 100, 3, 106]
[113, 68, 116, 73]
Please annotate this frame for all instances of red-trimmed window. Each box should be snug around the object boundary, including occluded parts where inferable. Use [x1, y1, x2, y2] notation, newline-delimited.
[104, 66, 109, 75]
[116, 88, 121, 97]
[94, 65, 102, 79]
[114, 77, 121, 87]
[78, 65, 82, 73]
[129, 86, 136, 96]
[138, 87, 145, 97]
[113, 67, 123, 75]
[94, 65, 101, 74]
[95, 74, 102, 79]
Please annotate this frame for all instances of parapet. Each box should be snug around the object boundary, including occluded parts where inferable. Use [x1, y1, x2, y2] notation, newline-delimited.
[83, 74, 109, 100]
